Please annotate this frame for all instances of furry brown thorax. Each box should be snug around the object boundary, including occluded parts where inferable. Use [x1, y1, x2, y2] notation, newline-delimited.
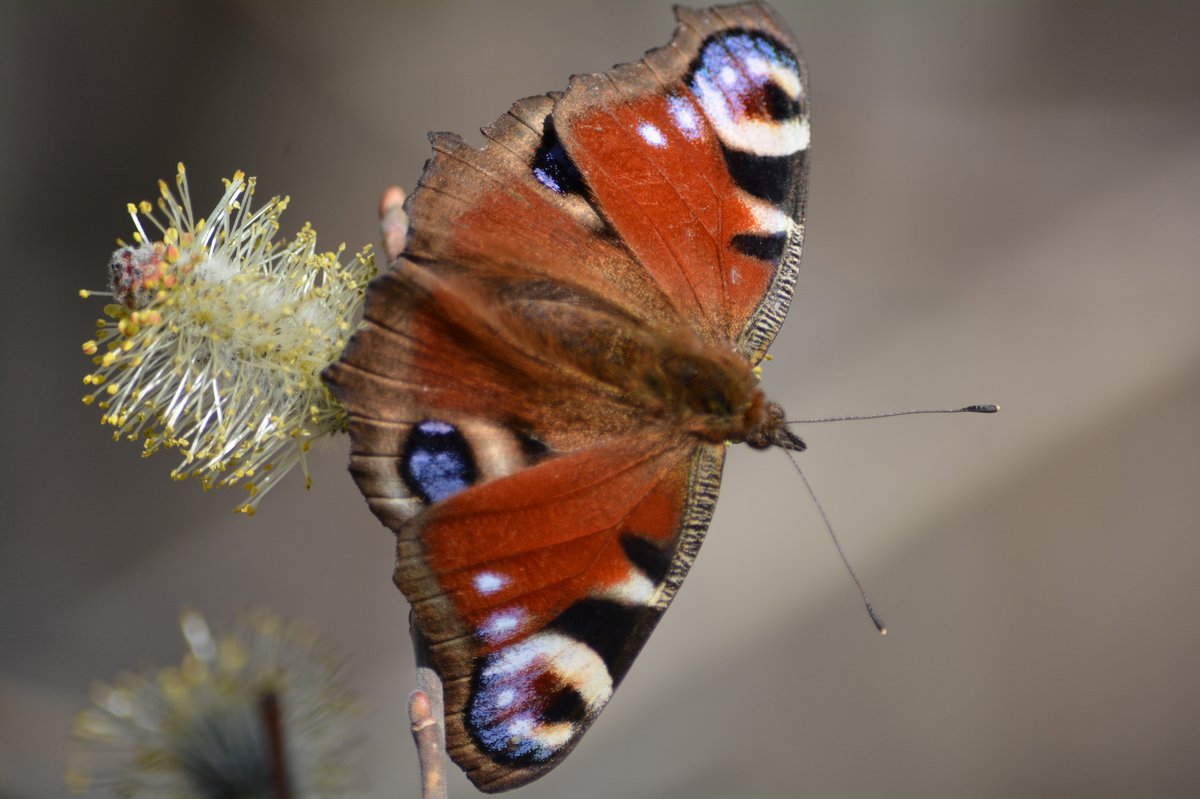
[488, 278, 805, 451]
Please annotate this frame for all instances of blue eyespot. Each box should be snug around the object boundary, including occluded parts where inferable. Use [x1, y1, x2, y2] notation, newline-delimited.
[400, 421, 478, 503]
[690, 31, 800, 111]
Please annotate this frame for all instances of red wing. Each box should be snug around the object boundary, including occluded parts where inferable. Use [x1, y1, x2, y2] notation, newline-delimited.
[405, 94, 682, 334]
[552, 2, 809, 357]
[403, 3, 809, 359]
[324, 257, 678, 532]
[397, 436, 725, 792]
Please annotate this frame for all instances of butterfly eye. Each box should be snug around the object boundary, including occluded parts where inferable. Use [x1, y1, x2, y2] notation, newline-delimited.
[400, 421, 480, 503]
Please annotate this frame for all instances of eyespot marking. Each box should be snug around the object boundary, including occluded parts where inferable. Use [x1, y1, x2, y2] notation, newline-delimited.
[532, 118, 585, 195]
[400, 421, 478, 503]
[541, 685, 587, 724]
[687, 29, 809, 158]
[467, 632, 614, 765]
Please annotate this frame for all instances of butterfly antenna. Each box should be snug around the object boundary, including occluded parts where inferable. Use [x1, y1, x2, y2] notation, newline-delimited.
[787, 404, 998, 425]
[784, 450, 888, 636]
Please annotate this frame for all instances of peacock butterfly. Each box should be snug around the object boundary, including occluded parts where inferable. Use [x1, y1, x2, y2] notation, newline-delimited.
[325, 2, 810, 791]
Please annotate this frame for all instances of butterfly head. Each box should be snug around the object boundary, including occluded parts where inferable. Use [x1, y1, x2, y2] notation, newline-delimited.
[744, 400, 806, 452]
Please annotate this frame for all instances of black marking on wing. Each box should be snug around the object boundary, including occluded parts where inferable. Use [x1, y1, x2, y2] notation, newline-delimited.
[619, 534, 672, 584]
[531, 117, 586, 195]
[517, 429, 553, 463]
[762, 80, 802, 122]
[541, 686, 588, 724]
[548, 599, 644, 682]
[722, 145, 795, 205]
[730, 232, 787, 262]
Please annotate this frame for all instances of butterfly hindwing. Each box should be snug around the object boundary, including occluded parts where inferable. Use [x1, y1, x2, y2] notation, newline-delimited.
[403, 436, 725, 791]
[325, 1, 807, 791]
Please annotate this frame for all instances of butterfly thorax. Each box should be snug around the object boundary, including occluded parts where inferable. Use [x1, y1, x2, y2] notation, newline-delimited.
[500, 293, 801, 450]
[625, 330, 772, 446]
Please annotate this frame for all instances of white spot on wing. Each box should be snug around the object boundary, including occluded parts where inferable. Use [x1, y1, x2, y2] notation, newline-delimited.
[529, 720, 574, 752]
[794, 117, 811, 152]
[507, 716, 535, 737]
[638, 122, 667, 148]
[473, 571, 508, 595]
[482, 636, 546, 678]
[668, 94, 702, 140]
[547, 636, 614, 708]
[598, 572, 658, 605]
[749, 198, 795, 235]
[776, 68, 803, 101]
[482, 608, 525, 642]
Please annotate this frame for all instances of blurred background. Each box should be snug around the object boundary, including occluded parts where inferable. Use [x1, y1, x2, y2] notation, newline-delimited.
[3, 1, 1199, 797]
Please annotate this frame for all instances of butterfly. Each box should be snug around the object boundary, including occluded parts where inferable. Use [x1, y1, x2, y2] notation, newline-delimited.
[324, 2, 809, 791]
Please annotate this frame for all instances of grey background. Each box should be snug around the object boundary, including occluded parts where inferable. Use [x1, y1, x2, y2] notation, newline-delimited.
[3, 1, 1200, 797]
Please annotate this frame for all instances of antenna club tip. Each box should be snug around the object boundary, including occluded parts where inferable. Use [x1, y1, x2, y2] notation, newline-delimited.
[865, 602, 887, 635]
[963, 404, 999, 414]
[878, 626, 888, 637]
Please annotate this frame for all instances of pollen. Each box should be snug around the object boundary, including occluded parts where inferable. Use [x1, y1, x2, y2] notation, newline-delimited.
[78, 164, 376, 513]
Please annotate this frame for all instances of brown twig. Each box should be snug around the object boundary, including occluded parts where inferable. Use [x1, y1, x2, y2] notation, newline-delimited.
[409, 619, 448, 799]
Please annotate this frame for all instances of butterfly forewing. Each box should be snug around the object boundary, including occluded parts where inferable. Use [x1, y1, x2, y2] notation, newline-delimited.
[325, 2, 807, 791]
[553, 2, 809, 359]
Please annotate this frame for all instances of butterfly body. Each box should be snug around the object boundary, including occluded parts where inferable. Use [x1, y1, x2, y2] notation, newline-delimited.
[326, 2, 809, 790]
